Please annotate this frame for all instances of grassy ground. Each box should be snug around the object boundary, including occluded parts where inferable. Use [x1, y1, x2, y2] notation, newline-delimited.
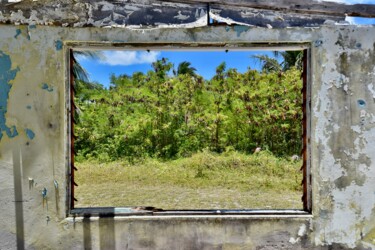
[75, 150, 303, 209]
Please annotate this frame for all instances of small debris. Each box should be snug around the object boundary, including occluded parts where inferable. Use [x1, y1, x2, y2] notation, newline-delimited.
[28, 177, 34, 190]
[290, 155, 300, 161]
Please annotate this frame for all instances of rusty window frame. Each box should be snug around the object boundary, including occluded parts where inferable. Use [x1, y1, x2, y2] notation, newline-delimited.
[66, 42, 312, 217]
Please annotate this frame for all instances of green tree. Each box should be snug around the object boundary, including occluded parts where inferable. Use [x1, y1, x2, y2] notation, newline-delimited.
[253, 51, 303, 72]
[253, 54, 282, 73]
[177, 61, 197, 77]
[72, 50, 104, 85]
[74, 57, 303, 162]
[275, 51, 303, 71]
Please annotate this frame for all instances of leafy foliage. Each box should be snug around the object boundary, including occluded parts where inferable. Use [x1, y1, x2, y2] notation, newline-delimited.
[74, 57, 303, 162]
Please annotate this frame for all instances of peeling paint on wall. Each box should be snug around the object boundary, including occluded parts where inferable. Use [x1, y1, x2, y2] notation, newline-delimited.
[14, 29, 21, 39]
[55, 40, 62, 51]
[311, 27, 375, 249]
[41, 83, 53, 92]
[368, 83, 375, 100]
[225, 25, 250, 37]
[233, 25, 250, 37]
[0, 50, 19, 141]
[0, 23, 375, 249]
[25, 129, 35, 140]
[0, 0, 374, 28]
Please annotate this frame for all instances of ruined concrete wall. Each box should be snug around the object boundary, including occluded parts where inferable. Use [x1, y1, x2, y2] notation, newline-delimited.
[2, 0, 375, 29]
[0, 24, 375, 249]
[311, 26, 375, 248]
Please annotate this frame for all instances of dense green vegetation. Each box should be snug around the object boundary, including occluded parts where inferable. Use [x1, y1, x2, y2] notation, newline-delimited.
[74, 57, 303, 162]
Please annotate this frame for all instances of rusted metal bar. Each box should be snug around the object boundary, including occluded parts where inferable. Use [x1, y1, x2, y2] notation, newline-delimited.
[70, 207, 311, 216]
[69, 49, 76, 209]
[301, 49, 311, 212]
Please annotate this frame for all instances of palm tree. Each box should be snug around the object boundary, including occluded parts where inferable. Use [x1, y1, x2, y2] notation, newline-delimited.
[152, 57, 173, 79]
[72, 50, 104, 88]
[177, 61, 197, 77]
[71, 50, 104, 124]
[253, 54, 282, 73]
[253, 51, 303, 72]
[275, 51, 303, 71]
[213, 61, 226, 81]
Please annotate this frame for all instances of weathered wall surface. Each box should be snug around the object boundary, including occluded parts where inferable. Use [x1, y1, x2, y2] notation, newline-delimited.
[1, 0, 375, 28]
[0, 23, 375, 249]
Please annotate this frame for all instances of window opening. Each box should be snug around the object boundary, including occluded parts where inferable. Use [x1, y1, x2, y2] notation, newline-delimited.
[68, 46, 311, 214]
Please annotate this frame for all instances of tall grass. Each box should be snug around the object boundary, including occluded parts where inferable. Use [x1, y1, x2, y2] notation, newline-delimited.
[75, 150, 303, 209]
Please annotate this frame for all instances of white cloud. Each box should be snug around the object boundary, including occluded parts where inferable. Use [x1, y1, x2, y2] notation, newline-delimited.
[101, 51, 160, 66]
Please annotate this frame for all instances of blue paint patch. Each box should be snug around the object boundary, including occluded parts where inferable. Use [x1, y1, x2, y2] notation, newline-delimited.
[55, 40, 63, 51]
[26, 105, 32, 110]
[28, 24, 36, 29]
[25, 129, 35, 140]
[41, 83, 53, 92]
[14, 29, 21, 39]
[0, 51, 20, 141]
[314, 40, 323, 47]
[233, 26, 250, 37]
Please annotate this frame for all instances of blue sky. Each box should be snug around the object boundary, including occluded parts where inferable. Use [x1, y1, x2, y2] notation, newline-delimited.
[77, 50, 278, 87]
[77, 0, 375, 88]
